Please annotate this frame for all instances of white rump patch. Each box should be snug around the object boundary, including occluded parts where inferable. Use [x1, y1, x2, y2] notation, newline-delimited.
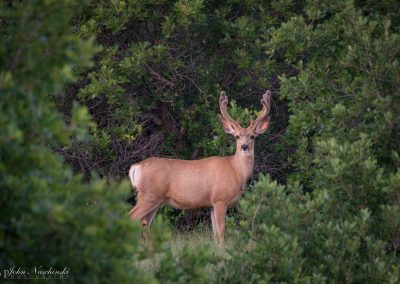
[129, 164, 141, 190]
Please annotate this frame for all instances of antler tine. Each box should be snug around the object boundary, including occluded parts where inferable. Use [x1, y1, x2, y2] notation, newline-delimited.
[219, 91, 240, 127]
[250, 90, 271, 128]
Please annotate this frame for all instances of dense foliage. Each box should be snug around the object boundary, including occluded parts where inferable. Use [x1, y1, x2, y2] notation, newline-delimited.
[1, 0, 398, 282]
[0, 0, 213, 282]
[60, 0, 291, 181]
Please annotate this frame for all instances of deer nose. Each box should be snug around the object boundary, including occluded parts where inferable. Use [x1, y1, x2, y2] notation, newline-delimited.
[241, 144, 249, 151]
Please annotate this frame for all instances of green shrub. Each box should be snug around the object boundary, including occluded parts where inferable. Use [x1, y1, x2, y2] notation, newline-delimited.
[220, 175, 399, 283]
[0, 1, 214, 282]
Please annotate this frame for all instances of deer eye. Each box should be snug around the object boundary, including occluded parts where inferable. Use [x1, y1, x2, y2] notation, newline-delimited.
[235, 135, 240, 139]
[250, 135, 255, 139]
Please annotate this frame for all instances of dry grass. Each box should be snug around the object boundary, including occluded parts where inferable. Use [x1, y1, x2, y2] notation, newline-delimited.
[137, 225, 233, 277]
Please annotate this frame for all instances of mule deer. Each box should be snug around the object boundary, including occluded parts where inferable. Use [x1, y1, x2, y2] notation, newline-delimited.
[129, 91, 271, 245]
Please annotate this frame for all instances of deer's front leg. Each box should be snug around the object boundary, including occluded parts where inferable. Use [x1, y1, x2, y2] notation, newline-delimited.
[211, 208, 218, 241]
[212, 202, 227, 246]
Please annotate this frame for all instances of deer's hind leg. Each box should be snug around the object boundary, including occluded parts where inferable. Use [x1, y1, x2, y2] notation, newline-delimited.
[129, 200, 160, 227]
[142, 206, 160, 227]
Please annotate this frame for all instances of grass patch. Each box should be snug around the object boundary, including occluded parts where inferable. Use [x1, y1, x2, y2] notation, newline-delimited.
[137, 224, 233, 279]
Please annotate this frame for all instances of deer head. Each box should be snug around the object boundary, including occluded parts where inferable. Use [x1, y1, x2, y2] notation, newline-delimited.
[219, 91, 271, 154]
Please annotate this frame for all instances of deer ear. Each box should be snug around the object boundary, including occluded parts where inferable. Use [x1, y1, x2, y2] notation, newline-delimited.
[219, 115, 237, 135]
[254, 117, 270, 135]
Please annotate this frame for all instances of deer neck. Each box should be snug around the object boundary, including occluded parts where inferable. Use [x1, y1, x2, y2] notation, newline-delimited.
[231, 150, 255, 185]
